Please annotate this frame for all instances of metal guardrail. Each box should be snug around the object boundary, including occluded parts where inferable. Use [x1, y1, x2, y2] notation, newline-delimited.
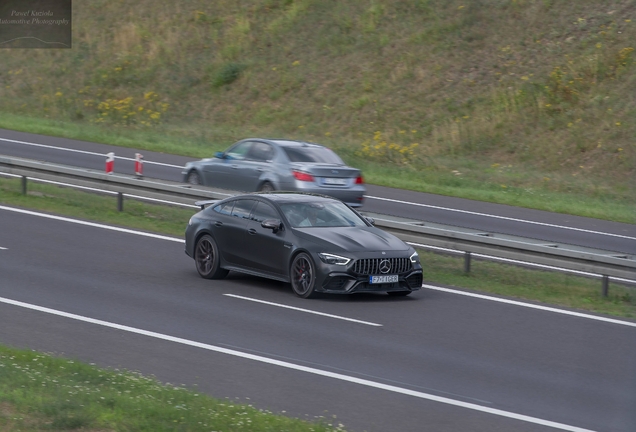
[1, 154, 634, 294]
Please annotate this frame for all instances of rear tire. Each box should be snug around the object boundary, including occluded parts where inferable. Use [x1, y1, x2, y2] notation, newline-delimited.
[187, 171, 201, 185]
[259, 181, 274, 192]
[194, 235, 229, 279]
[290, 253, 317, 298]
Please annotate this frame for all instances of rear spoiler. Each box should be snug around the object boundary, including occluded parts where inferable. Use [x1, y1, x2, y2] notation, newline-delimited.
[194, 199, 219, 210]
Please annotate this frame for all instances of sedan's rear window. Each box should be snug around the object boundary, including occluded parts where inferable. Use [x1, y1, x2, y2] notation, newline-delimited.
[282, 146, 344, 164]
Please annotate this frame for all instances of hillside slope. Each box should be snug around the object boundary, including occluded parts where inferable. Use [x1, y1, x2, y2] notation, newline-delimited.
[1, 0, 634, 214]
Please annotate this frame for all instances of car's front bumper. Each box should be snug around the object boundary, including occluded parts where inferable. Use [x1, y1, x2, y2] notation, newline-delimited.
[316, 270, 423, 294]
[312, 253, 423, 294]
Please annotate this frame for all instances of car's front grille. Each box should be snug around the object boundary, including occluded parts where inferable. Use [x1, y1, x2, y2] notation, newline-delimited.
[352, 258, 411, 275]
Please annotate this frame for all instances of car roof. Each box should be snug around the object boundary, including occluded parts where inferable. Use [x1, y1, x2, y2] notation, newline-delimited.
[246, 138, 324, 148]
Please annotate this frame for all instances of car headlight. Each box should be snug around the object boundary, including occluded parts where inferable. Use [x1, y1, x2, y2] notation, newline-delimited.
[410, 251, 420, 264]
[318, 253, 351, 265]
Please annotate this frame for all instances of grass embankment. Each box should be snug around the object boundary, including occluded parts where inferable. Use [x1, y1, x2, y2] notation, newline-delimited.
[0, 0, 634, 222]
[0, 346, 344, 432]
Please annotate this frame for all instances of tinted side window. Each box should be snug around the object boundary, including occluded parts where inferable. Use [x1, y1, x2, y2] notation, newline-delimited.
[226, 142, 252, 160]
[250, 201, 279, 223]
[213, 201, 234, 215]
[231, 199, 256, 219]
[247, 142, 274, 161]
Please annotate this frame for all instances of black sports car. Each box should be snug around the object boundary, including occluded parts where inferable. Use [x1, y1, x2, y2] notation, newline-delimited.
[184, 193, 423, 298]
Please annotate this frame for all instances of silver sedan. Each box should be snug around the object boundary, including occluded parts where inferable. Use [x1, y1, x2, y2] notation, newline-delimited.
[182, 138, 366, 207]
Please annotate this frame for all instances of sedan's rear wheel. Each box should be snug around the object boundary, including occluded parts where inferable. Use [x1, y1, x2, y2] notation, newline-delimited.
[194, 235, 229, 279]
[290, 253, 317, 298]
[187, 171, 201, 185]
[259, 181, 275, 192]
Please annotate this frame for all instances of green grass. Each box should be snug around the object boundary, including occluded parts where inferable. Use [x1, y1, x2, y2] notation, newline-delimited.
[0, 346, 345, 432]
[1, 177, 634, 319]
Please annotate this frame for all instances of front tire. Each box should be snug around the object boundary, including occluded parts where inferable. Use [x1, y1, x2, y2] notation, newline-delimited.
[187, 171, 201, 185]
[290, 253, 317, 298]
[194, 235, 229, 279]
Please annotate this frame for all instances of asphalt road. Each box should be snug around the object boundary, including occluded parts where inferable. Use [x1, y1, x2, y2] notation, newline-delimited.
[1, 128, 636, 431]
[1, 206, 635, 432]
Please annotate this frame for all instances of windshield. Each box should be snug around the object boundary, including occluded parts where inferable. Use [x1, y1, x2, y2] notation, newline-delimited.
[282, 146, 344, 164]
[280, 201, 367, 228]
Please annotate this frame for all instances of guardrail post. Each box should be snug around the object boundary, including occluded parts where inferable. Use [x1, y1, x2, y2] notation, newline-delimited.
[21, 176, 27, 195]
[602, 275, 609, 297]
[464, 252, 471, 273]
[117, 192, 123, 212]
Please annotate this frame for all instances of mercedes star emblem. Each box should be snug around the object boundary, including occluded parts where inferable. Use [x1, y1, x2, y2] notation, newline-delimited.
[379, 259, 391, 274]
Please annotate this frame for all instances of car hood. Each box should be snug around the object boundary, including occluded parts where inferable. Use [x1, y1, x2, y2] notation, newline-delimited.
[294, 227, 408, 252]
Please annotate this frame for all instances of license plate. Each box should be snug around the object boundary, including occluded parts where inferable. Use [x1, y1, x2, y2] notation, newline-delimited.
[369, 275, 398, 284]
[323, 178, 347, 186]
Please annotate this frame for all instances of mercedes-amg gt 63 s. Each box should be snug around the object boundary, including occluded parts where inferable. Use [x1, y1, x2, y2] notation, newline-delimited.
[184, 193, 423, 298]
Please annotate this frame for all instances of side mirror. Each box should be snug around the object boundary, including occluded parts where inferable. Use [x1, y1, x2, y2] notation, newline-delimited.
[261, 219, 282, 233]
[214, 151, 225, 159]
[364, 216, 375, 226]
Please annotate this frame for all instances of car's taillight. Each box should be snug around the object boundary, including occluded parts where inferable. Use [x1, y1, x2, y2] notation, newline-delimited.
[355, 175, 364, 184]
[292, 170, 315, 182]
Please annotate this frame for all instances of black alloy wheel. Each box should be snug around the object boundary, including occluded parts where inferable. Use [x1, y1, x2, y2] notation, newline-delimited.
[187, 171, 201, 185]
[290, 253, 317, 298]
[194, 235, 229, 279]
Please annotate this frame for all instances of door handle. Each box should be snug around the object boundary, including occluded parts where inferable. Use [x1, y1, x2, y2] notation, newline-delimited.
[231, 164, 239, 169]
[248, 228, 257, 235]
[215, 221, 223, 227]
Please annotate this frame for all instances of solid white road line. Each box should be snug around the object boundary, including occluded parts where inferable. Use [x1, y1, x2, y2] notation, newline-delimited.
[423, 284, 636, 328]
[2, 205, 633, 327]
[0, 295, 596, 432]
[224, 294, 382, 326]
[0, 137, 183, 168]
[367, 195, 636, 241]
[0, 205, 183, 243]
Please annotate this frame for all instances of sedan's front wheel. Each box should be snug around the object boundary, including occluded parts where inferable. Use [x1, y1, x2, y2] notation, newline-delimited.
[194, 235, 229, 279]
[187, 171, 201, 185]
[290, 253, 317, 298]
